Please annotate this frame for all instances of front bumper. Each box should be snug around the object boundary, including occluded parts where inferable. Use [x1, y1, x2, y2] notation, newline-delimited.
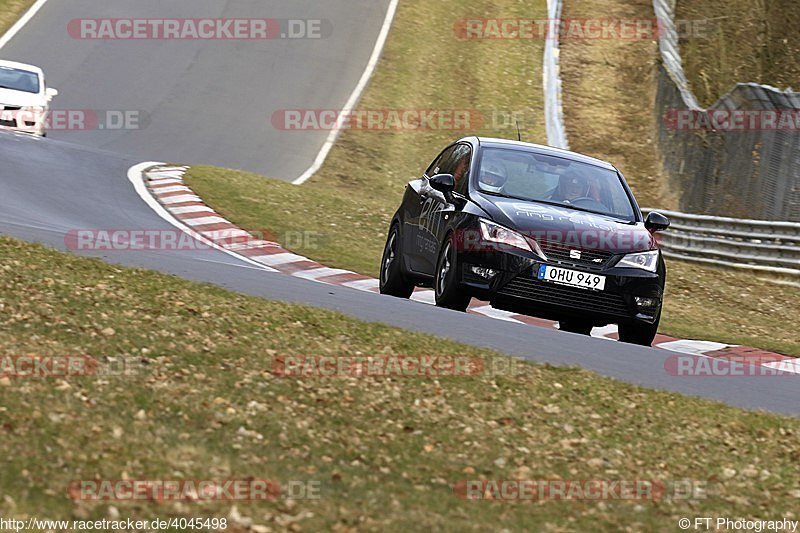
[0, 110, 46, 136]
[458, 247, 664, 326]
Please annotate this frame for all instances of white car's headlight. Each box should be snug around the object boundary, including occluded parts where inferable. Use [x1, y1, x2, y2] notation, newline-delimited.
[478, 218, 532, 253]
[21, 106, 45, 115]
[19, 106, 45, 123]
[618, 250, 660, 272]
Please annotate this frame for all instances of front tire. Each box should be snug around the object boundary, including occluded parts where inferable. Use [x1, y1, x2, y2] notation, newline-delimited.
[379, 224, 415, 298]
[618, 311, 660, 346]
[434, 235, 471, 311]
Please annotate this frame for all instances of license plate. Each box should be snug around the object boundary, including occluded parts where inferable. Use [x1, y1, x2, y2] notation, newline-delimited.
[0, 111, 12, 121]
[537, 264, 605, 291]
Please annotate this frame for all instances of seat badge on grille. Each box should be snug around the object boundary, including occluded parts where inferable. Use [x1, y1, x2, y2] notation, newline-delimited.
[569, 250, 581, 259]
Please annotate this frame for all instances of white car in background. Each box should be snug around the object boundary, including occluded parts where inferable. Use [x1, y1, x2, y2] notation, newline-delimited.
[0, 59, 58, 137]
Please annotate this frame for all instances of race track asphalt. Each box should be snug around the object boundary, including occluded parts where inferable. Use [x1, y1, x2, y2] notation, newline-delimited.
[1, 0, 392, 181]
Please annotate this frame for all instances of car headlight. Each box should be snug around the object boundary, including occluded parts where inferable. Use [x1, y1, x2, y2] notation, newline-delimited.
[618, 250, 660, 272]
[478, 218, 532, 253]
[20, 106, 45, 123]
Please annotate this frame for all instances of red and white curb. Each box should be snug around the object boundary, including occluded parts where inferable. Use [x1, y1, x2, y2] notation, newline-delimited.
[130, 162, 799, 373]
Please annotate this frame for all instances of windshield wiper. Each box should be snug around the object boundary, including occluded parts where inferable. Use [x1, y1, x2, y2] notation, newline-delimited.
[556, 203, 628, 221]
[553, 204, 635, 224]
[479, 190, 508, 198]
[514, 196, 610, 216]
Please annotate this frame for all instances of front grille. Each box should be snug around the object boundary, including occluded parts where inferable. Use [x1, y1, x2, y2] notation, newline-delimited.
[498, 273, 631, 317]
[0, 104, 20, 127]
[538, 240, 613, 271]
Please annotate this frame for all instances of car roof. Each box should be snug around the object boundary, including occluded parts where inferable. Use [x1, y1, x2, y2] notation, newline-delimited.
[0, 59, 44, 75]
[462, 136, 618, 171]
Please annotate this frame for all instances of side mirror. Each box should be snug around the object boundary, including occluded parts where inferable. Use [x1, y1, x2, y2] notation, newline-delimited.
[428, 173, 455, 193]
[45, 87, 59, 99]
[644, 211, 670, 232]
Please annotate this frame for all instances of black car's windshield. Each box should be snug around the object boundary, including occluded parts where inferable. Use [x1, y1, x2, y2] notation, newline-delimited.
[476, 147, 636, 221]
[0, 66, 40, 94]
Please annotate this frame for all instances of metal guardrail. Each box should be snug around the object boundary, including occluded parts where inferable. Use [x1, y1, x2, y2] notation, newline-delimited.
[642, 209, 800, 276]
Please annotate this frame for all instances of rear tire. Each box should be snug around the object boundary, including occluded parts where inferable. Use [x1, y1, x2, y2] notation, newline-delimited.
[618, 311, 660, 346]
[558, 319, 593, 335]
[434, 235, 471, 312]
[379, 224, 415, 299]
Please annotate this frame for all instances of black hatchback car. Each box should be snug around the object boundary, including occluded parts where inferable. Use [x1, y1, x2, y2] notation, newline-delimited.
[379, 137, 671, 346]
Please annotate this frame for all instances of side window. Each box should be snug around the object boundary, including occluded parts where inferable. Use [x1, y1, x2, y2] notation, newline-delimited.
[426, 146, 456, 177]
[437, 145, 465, 175]
[449, 144, 472, 195]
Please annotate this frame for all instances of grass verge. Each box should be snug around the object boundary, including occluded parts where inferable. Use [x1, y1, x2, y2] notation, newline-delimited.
[676, 0, 800, 107]
[0, 0, 33, 38]
[2, 235, 800, 528]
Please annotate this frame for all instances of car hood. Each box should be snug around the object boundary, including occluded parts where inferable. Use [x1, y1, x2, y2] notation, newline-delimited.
[472, 192, 656, 254]
[0, 88, 46, 108]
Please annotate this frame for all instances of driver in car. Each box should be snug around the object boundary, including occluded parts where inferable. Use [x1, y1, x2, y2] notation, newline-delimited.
[478, 161, 508, 193]
[452, 156, 469, 190]
[549, 170, 593, 203]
